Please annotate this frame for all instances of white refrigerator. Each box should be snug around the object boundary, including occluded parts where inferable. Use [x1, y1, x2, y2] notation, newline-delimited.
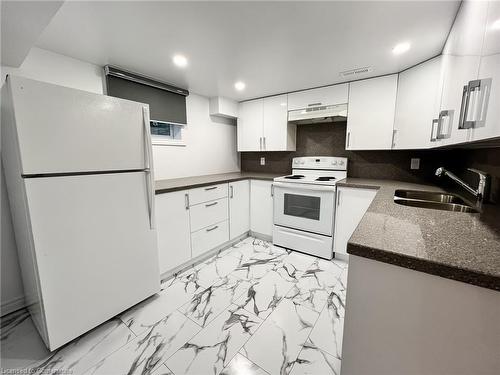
[1, 75, 160, 350]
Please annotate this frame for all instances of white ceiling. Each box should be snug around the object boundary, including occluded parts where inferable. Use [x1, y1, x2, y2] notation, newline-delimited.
[36, 1, 460, 101]
[1, 0, 63, 67]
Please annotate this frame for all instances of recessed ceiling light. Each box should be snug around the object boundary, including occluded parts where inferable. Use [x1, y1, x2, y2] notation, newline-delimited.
[492, 18, 500, 30]
[234, 81, 246, 91]
[392, 42, 411, 55]
[173, 54, 188, 67]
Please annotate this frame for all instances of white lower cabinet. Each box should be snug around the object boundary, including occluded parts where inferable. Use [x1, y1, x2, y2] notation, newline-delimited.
[250, 180, 274, 237]
[155, 191, 191, 275]
[189, 197, 228, 232]
[229, 180, 250, 240]
[191, 220, 229, 258]
[333, 186, 377, 255]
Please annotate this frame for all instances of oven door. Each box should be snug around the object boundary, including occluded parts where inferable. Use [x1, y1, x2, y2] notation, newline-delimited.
[273, 182, 335, 236]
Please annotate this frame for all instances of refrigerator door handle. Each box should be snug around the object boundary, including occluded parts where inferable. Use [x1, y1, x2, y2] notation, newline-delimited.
[143, 107, 155, 229]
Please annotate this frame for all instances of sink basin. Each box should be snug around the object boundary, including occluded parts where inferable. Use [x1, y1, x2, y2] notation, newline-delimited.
[394, 189, 478, 213]
[394, 198, 479, 213]
[394, 189, 468, 205]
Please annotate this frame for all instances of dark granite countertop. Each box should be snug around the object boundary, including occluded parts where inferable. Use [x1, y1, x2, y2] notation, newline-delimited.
[155, 172, 279, 194]
[337, 178, 500, 291]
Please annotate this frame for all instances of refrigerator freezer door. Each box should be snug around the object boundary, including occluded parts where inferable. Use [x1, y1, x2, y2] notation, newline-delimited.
[24, 171, 159, 350]
[8, 76, 149, 175]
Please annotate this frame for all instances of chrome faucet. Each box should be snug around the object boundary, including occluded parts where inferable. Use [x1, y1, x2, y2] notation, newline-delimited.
[435, 167, 489, 203]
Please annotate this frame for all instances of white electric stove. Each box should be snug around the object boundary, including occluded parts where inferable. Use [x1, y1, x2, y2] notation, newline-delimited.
[272, 156, 348, 259]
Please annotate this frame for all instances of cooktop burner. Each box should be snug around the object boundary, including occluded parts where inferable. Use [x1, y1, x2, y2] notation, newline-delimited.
[316, 176, 336, 181]
[284, 175, 305, 179]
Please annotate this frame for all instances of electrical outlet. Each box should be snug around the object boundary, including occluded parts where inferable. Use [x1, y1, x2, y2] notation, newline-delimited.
[410, 158, 420, 170]
[260, 157, 266, 166]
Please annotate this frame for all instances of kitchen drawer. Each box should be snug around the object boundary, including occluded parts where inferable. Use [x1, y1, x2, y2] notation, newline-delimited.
[191, 220, 229, 258]
[189, 183, 228, 205]
[189, 197, 228, 232]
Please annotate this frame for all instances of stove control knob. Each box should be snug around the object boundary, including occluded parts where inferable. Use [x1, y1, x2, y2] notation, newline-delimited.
[331, 160, 337, 165]
[300, 161, 305, 165]
[294, 160, 299, 164]
[339, 160, 345, 166]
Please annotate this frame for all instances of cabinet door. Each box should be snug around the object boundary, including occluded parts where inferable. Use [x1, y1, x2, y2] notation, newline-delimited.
[438, 54, 480, 145]
[250, 180, 273, 237]
[393, 56, 443, 149]
[470, 2, 500, 142]
[438, 0, 488, 146]
[287, 83, 349, 111]
[333, 187, 377, 255]
[263, 94, 295, 151]
[470, 54, 500, 142]
[346, 75, 398, 150]
[156, 191, 191, 274]
[237, 99, 263, 151]
[229, 180, 250, 240]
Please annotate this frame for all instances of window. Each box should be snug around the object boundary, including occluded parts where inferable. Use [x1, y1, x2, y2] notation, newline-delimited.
[150, 121, 185, 146]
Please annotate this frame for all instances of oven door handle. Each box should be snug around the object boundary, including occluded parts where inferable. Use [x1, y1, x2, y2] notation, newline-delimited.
[272, 181, 337, 192]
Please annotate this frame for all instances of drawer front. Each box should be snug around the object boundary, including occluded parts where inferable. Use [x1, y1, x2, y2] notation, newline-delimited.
[191, 220, 229, 258]
[190, 197, 228, 232]
[189, 183, 228, 205]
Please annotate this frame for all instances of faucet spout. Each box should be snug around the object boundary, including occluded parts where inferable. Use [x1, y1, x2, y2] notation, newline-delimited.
[435, 167, 489, 203]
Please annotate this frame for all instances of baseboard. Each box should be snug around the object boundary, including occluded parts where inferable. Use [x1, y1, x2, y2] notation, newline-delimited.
[160, 232, 250, 282]
[1, 295, 26, 317]
[249, 230, 272, 242]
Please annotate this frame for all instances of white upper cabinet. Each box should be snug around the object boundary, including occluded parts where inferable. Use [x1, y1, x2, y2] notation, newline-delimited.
[470, 1, 500, 142]
[263, 94, 296, 151]
[237, 99, 264, 152]
[346, 75, 398, 150]
[437, 0, 489, 146]
[393, 56, 443, 149]
[237, 94, 295, 152]
[287, 83, 349, 111]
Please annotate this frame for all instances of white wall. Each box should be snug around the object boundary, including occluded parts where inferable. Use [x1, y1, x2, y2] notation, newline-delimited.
[0, 47, 239, 315]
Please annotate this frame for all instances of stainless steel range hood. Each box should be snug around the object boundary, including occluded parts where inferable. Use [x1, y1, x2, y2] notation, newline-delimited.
[288, 103, 348, 124]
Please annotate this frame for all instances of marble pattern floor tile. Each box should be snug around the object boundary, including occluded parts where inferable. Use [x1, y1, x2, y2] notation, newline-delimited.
[289, 339, 341, 375]
[194, 251, 244, 287]
[27, 318, 135, 375]
[221, 353, 269, 375]
[0, 309, 50, 369]
[166, 306, 263, 375]
[307, 292, 344, 359]
[86, 310, 201, 375]
[233, 269, 296, 319]
[121, 268, 207, 336]
[1, 237, 349, 375]
[240, 298, 319, 375]
[178, 275, 252, 327]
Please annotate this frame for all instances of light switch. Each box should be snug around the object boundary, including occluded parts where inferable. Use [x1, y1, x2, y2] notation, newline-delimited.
[410, 158, 420, 170]
[260, 157, 266, 166]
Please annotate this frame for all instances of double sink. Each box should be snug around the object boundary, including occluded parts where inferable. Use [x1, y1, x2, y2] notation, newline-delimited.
[394, 190, 479, 213]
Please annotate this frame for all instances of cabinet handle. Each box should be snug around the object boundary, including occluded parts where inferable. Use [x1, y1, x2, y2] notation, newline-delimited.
[205, 186, 218, 191]
[461, 78, 491, 129]
[259, 137, 263, 150]
[337, 190, 341, 207]
[206, 225, 218, 232]
[458, 84, 470, 130]
[437, 110, 452, 139]
[392, 129, 397, 148]
[230, 185, 234, 198]
[184, 193, 189, 210]
[205, 201, 218, 207]
[263, 137, 266, 150]
[271, 184, 274, 197]
[346, 131, 351, 148]
[308, 102, 322, 107]
[430, 118, 439, 142]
